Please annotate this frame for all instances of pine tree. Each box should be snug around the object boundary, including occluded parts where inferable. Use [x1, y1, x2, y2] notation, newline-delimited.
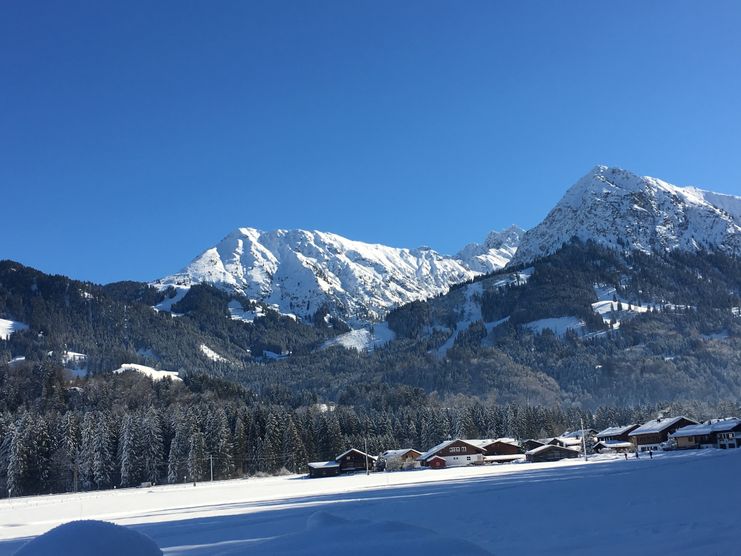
[92, 413, 114, 490]
[281, 415, 307, 473]
[188, 429, 207, 482]
[262, 412, 283, 473]
[167, 416, 189, 484]
[232, 416, 247, 477]
[7, 413, 30, 497]
[119, 413, 145, 487]
[142, 407, 164, 484]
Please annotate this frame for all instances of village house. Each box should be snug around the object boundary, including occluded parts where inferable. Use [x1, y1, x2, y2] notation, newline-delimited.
[525, 444, 581, 463]
[593, 424, 639, 453]
[669, 418, 741, 450]
[629, 416, 698, 452]
[379, 448, 422, 470]
[416, 439, 487, 468]
[335, 448, 377, 473]
[307, 447, 377, 478]
[522, 439, 546, 451]
[307, 460, 341, 478]
[546, 436, 583, 449]
[471, 438, 525, 463]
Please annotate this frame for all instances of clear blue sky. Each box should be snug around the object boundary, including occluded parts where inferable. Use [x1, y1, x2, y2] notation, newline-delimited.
[2, 1, 740, 284]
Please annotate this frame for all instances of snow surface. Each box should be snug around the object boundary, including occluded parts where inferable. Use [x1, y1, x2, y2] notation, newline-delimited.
[523, 316, 586, 337]
[227, 300, 263, 323]
[199, 344, 227, 363]
[512, 165, 741, 266]
[0, 450, 739, 555]
[154, 226, 521, 325]
[321, 322, 396, 352]
[0, 319, 28, 341]
[153, 286, 189, 313]
[112, 364, 182, 382]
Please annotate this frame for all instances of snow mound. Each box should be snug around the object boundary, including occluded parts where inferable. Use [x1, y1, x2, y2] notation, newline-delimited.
[112, 364, 182, 382]
[257, 511, 490, 555]
[13, 520, 161, 556]
[0, 318, 28, 340]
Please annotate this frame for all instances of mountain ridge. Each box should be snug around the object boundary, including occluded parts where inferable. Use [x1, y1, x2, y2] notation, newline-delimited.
[154, 226, 522, 324]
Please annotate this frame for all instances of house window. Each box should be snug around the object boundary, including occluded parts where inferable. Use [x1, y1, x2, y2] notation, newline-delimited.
[467, 456, 471, 461]
[460, 446, 467, 452]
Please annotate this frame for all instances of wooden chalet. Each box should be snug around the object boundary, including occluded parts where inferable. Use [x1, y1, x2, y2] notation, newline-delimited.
[380, 448, 422, 470]
[629, 416, 698, 452]
[428, 455, 446, 469]
[471, 438, 525, 463]
[525, 444, 581, 463]
[669, 418, 741, 450]
[307, 460, 341, 478]
[416, 439, 486, 467]
[596, 424, 639, 443]
[593, 424, 639, 453]
[335, 448, 377, 473]
[522, 439, 546, 452]
[307, 447, 377, 478]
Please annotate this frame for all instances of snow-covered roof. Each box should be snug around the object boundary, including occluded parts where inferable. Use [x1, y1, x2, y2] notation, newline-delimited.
[597, 425, 638, 438]
[484, 454, 526, 462]
[335, 448, 377, 461]
[525, 445, 581, 456]
[561, 429, 597, 439]
[308, 461, 340, 469]
[670, 418, 741, 438]
[594, 440, 633, 449]
[629, 416, 696, 436]
[381, 449, 421, 459]
[417, 439, 486, 461]
[551, 436, 582, 447]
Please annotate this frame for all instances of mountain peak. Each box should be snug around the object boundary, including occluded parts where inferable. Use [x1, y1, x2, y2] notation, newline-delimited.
[511, 166, 741, 266]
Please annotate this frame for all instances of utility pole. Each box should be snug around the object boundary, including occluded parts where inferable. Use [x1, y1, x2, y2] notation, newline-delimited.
[580, 417, 588, 462]
[210, 454, 214, 482]
[364, 436, 370, 476]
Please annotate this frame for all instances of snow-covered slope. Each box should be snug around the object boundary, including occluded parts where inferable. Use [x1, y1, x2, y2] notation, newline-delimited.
[112, 363, 182, 382]
[155, 227, 521, 324]
[1, 450, 739, 555]
[511, 165, 741, 266]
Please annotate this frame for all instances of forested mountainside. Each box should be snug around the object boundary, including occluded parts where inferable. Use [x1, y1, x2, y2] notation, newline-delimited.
[0, 260, 341, 376]
[3, 240, 741, 410]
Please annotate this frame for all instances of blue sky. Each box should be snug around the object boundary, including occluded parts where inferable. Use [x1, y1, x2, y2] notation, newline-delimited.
[2, 1, 741, 283]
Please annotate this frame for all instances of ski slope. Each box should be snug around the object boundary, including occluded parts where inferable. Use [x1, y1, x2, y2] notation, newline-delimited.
[0, 449, 738, 555]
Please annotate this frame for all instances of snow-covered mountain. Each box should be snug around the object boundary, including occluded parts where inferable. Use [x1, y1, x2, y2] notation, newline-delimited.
[456, 225, 524, 273]
[155, 227, 520, 324]
[511, 165, 741, 266]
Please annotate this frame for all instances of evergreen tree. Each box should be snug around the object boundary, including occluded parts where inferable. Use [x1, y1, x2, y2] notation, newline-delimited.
[188, 429, 207, 482]
[281, 415, 307, 473]
[142, 407, 164, 484]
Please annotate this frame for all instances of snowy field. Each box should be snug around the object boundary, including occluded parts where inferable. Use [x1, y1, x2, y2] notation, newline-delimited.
[0, 449, 738, 555]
